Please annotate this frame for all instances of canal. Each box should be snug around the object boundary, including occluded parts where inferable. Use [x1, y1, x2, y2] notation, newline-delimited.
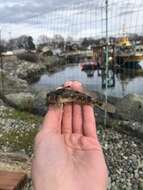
[32, 63, 143, 97]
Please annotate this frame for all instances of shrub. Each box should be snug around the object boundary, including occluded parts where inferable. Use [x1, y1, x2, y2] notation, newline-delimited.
[17, 52, 39, 63]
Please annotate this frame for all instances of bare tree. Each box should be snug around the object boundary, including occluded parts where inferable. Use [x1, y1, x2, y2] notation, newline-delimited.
[52, 34, 65, 49]
[66, 36, 73, 43]
[37, 35, 51, 45]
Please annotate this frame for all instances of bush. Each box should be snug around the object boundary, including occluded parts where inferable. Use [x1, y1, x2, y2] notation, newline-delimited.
[17, 52, 39, 63]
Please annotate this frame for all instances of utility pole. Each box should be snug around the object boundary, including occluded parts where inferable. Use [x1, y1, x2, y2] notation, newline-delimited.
[0, 29, 4, 94]
[104, 0, 109, 126]
[9, 31, 12, 41]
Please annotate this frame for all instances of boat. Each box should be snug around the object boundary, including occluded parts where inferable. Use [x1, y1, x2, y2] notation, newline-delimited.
[83, 70, 95, 77]
[80, 61, 97, 71]
[116, 37, 143, 69]
[117, 46, 143, 62]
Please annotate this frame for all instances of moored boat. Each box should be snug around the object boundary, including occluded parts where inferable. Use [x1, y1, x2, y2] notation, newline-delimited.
[80, 61, 97, 70]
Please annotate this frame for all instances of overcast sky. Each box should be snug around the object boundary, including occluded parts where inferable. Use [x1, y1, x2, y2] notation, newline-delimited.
[0, 0, 143, 41]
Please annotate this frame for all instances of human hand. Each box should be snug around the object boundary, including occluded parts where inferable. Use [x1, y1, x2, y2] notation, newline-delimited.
[32, 81, 108, 190]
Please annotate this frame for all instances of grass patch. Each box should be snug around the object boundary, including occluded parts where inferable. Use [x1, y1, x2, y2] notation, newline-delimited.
[3, 108, 43, 124]
[0, 127, 38, 155]
[0, 108, 43, 155]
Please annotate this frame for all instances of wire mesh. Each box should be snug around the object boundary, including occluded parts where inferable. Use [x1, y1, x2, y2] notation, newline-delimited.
[0, 1, 143, 189]
[0, 0, 143, 111]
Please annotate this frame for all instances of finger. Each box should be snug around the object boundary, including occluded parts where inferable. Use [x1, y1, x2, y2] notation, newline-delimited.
[83, 105, 98, 138]
[62, 104, 72, 134]
[67, 81, 83, 134]
[65, 81, 83, 134]
[72, 104, 83, 134]
[42, 105, 63, 133]
[64, 81, 73, 88]
[71, 81, 83, 92]
[71, 82, 83, 134]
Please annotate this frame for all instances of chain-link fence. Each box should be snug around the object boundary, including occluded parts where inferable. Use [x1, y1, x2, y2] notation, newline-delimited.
[0, 0, 143, 95]
[0, 1, 143, 189]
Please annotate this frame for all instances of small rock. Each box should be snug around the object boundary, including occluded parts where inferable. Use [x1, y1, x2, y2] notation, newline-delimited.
[116, 94, 143, 122]
[6, 93, 35, 111]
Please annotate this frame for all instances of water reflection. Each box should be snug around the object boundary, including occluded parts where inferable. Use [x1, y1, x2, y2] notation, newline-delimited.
[32, 63, 143, 97]
[82, 69, 116, 88]
[82, 70, 95, 78]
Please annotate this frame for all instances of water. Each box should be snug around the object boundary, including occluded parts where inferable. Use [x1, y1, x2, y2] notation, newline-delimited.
[32, 64, 143, 97]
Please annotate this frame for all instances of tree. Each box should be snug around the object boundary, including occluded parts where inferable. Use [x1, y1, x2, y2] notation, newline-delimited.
[66, 36, 73, 43]
[37, 35, 51, 45]
[27, 36, 35, 50]
[7, 39, 18, 51]
[6, 35, 35, 51]
[17, 35, 35, 50]
[65, 36, 74, 51]
[81, 38, 90, 49]
[52, 34, 65, 49]
[0, 40, 7, 52]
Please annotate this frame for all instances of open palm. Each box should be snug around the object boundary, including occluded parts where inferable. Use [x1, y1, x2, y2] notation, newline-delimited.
[32, 81, 108, 190]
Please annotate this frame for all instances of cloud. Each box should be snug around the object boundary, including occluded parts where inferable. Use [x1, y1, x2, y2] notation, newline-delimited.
[0, 0, 103, 24]
[0, 0, 143, 39]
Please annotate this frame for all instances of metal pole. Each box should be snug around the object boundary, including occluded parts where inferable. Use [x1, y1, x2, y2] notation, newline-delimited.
[0, 29, 4, 94]
[104, 0, 109, 126]
[9, 32, 12, 41]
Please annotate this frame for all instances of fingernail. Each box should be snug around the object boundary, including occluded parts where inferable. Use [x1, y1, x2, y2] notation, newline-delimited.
[64, 81, 73, 87]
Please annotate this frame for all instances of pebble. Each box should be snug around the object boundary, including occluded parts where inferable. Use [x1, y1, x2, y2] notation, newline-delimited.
[98, 125, 143, 190]
[0, 106, 143, 190]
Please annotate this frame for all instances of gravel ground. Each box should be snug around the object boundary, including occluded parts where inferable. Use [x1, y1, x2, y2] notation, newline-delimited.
[0, 106, 143, 190]
[97, 126, 143, 190]
[23, 127, 143, 190]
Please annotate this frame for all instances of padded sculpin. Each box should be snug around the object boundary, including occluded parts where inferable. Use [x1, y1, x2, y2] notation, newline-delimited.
[46, 88, 116, 114]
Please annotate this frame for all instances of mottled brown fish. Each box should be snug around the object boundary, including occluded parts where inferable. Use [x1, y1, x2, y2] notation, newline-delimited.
[46, 88, 116, 113]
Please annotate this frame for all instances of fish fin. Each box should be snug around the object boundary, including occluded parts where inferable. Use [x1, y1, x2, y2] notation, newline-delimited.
[101, 102, 116, 113]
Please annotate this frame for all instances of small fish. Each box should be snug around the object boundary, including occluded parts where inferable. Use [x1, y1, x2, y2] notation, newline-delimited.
[46, 88, 116, 113]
